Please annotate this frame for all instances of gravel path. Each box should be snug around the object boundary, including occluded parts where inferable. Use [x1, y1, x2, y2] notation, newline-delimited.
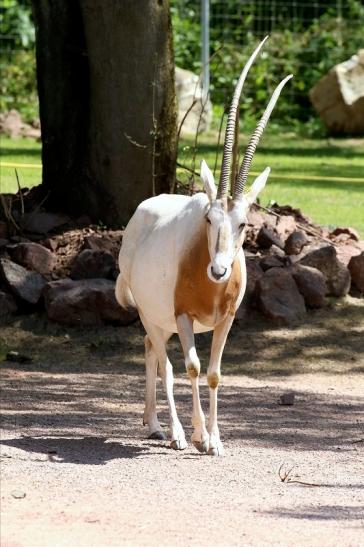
[1, 303, 363, 546]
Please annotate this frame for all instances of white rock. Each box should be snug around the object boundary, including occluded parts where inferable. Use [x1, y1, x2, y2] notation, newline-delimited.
[175, 67, 212, 136]
[309, 50, 364, 135]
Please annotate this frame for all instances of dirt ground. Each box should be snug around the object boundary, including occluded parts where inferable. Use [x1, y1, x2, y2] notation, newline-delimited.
[1, 296, 363, 547]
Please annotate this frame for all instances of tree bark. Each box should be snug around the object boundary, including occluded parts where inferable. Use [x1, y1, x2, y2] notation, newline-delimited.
[32, 0, 177, 226]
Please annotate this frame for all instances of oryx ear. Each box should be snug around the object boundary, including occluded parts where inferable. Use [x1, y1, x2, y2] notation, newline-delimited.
[200, 160, 217, 203]
[246, 167, 270, 205]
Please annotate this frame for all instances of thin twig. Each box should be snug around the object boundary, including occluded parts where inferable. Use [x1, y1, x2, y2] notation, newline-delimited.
[177, 98, 198, 142]
[177, 162, 200, 178]
[278, 464, 323, 487]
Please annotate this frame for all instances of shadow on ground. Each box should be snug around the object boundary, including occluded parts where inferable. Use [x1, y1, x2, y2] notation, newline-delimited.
[1, 297, 363, 463]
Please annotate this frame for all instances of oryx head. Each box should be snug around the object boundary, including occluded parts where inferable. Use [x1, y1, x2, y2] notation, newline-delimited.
[201, 36, 292, 284]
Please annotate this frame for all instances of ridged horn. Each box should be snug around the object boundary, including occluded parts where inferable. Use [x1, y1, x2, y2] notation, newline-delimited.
[233, 74, 293, 198]
[216, 36, 269, 200]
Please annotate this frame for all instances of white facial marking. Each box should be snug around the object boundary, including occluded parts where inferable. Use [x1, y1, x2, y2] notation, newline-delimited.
[201, 161, 268, 285]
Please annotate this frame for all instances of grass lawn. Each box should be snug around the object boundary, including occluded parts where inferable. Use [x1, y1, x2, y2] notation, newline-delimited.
[0, 132, 363, 235]
[0, 136, 42, 193]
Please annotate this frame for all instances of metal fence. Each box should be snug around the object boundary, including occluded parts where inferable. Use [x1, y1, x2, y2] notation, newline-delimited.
[171, 0, 363, 117]
[1, 1, 363, 123]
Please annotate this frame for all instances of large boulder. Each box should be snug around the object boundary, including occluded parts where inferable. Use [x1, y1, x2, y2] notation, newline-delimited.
[309, 50, 364, 135]
[175, 67, 212, 136]
[348, 252, 364, 293]
[291, 264, 326, 309]
[235, 258, 264, 319]
[43, 278, 138, 326]
[0, 258, 45, 305]
[256, 268, 306, 324]
[70, 249, 116, 280]
[299, 245, 350, 297]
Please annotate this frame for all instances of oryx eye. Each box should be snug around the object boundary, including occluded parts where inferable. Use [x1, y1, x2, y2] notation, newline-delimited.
[239, 222, 246, 230]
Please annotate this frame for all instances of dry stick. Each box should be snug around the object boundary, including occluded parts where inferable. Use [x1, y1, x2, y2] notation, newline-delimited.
[15, 169, 25, 216]
[278, 464, 322, 487]
[177, 98, 198, 142]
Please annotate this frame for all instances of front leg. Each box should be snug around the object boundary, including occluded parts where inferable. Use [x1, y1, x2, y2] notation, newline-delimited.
[176, 314, 209, 453]
[207, 313, 234, 456]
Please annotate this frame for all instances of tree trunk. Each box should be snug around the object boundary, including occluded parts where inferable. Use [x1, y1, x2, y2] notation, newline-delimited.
[32, 0, 177, 227]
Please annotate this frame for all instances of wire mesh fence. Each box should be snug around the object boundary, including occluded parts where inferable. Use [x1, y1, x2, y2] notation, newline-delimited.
[1, 1, 363, 126]
[171, 0, 363, 124]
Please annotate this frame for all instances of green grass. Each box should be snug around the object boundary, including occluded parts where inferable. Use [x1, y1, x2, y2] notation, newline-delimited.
[0, 133, 363, 236]
[178, 130, 364, 236]
[0, 136, 42, 193]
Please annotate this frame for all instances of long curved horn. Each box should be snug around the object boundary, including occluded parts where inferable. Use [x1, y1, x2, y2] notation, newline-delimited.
[233, 74, 293, 198]
[217, 36, 269, 200]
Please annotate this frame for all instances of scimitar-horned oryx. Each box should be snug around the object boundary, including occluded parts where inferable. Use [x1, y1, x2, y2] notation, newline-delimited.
[116, 36, 292, 456]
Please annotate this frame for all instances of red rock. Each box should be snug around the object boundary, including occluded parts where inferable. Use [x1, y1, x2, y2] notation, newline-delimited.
[299, 245, 350, 297]
[256, 267, 306, 324]
[348, 252, 364, 293]
[284, 230, 308, 255]
[256, 226, 284, 250]
[267, 244, 286, 258]
[0, 258, 45, 304]
[260, 256, 283, 271]
[331, 227, 360, 242]
[83, 235, 115, 254]
[43, 278, 138, 326]
[70, 249, 116, 280]
[9, 242, 56, 275]
[291, 264, 326, 308]
[235, 258, 264, 320]
[335, 241, 364, 266]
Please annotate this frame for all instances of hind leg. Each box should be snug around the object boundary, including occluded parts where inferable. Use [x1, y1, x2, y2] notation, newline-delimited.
[143, 335, 167, 440]
[140, 313, 187, 450]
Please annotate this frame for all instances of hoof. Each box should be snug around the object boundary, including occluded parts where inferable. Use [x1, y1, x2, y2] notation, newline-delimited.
[192, 439, 209, 453]
[170, 438, 187, 451]
[208, 445, 225, 457]
[148, 430, 167, 441]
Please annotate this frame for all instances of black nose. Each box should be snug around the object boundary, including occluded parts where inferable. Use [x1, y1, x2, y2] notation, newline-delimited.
[211, 266, 227, 280]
